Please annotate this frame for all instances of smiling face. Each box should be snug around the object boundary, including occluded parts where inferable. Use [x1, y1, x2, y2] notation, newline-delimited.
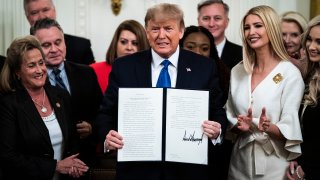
[182, 32, 211, 57]
[306, 25, 320, 62]
[244, 14, 270, 51]
[146, 18, 184, 59]
[25, 0, 56, 26]
[16, 48, 47, 90]
[116, 30, 139, 57]
[34, 26, 66, 67]
[281, 21, 302, 57]
[198, 3, 228, 45]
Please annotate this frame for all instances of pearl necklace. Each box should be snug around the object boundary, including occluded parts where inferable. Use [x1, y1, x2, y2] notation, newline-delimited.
[31, 90, 47, 113]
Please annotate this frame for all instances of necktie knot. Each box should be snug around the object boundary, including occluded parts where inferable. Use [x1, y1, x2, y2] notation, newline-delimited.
[52, 68, 66, 90]
[53, 68, 61, 76]
[156, 59, 171, 88]
[161, 59, 170, 69]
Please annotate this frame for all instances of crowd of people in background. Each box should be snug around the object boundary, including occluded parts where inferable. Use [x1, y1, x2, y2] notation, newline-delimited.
[0, 0, 319, 180]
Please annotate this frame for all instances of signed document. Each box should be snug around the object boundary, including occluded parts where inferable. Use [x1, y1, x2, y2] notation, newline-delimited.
[117, 88, 208, 165]
[165, 89, 208, 165]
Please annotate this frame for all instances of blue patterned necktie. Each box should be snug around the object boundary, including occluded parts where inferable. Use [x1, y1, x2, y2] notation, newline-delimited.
[156, 59, 171, 88]
[53, 68, 67, 90]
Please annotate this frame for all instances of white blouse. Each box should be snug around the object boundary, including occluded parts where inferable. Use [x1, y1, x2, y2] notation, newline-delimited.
[42, 112, 63, 180]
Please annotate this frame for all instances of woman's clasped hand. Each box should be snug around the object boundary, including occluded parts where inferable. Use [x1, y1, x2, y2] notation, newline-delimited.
[56, 153, 89, 178]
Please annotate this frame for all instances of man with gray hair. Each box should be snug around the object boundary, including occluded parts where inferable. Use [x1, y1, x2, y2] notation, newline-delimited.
[198, 0, 242, 69]
[24, 0, 95, 65]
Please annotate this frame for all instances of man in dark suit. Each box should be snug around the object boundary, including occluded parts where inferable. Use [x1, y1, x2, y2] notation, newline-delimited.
[24, 0, 95, 65]
[198, 0, 242, 69]
[94, 3, 227, 180]
[30, 18, 103, 175]
[198, 1, 242, 179]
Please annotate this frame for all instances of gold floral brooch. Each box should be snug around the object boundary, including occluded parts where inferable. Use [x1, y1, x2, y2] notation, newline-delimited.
[273, 73, 283, 84]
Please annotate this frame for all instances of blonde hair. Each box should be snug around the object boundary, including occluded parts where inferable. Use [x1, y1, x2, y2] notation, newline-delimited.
[144, 3, 185, 30]
[0, 35, 45, 93]
[301, 15, 320, 106]
[281, 11, 308, 33]
[240, 5, 290, 73]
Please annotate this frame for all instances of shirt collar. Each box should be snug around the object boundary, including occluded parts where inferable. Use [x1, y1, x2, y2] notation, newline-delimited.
[47, 62, 65, 76]
[151, 46, 180, 68]
[216, 37, 226, 58]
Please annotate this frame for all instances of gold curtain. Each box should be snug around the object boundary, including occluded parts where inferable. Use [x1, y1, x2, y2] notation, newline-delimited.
[310, 0, 320, 19]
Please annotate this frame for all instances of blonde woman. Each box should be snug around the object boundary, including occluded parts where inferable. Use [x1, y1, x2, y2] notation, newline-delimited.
[281, 11, 308, 72]
[287, 15, 320, 180]
[226, 6, 304, 180]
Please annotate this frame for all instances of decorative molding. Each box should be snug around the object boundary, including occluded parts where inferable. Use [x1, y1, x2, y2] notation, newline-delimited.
[75, 0, 88, 37]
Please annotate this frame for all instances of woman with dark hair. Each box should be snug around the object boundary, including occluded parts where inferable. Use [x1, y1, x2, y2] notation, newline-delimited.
[179, 25, 230, 103]
[180, 26, 231, 180]
[90, 20, 150, 93]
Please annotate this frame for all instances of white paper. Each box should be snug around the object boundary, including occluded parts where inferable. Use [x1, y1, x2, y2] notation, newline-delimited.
[165, 89, 208, 165]
[118, 88, 163, 162]
[117, 88, 209, 165]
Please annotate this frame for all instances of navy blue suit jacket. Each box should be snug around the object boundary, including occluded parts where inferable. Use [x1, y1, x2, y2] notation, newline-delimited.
[62, 61, 103, 165]
[64, 34, 95, 65]
[95, 49, 227, 180]
[221, 39, 242, 69]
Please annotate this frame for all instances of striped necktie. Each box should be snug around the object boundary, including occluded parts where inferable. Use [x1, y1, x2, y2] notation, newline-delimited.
[53, 68, 67, 90]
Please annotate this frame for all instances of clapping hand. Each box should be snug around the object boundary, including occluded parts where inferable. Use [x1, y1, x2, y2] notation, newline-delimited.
[258, 107, 270, 132]
[237, 108, 253, 132]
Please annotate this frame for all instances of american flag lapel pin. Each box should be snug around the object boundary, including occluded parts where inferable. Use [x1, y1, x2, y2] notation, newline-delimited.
[186, 68, 191, 72]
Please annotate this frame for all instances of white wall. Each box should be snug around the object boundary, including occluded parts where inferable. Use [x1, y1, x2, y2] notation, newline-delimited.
[0, 0, 310, 61]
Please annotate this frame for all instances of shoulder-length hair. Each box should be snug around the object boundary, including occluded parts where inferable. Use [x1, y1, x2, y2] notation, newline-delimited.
[106, 19, 149, 65]
[301, 15, 320, 106]
[240, 5, 290, 73]
[0, 35, 45, 93]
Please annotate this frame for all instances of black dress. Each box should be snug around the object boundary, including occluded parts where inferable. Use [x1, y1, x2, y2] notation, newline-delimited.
[298, 100, 320, 180]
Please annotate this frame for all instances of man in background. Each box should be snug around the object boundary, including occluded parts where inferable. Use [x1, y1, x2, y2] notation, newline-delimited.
[197, 1, 241, 179]
[31, 18, 103, 178]
[24, 0, 95, 65]
[198, 0, 242, 69]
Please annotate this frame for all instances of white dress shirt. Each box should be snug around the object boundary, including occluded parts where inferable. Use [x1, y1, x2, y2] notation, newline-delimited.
[151, 48, 179, 87]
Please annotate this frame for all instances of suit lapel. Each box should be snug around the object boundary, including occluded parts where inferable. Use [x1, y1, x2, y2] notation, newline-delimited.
[63, 61, 74, 94]
[18, 89, 52, 147]
[176, 49, 193, 88]
[135, 50, 152, 87]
